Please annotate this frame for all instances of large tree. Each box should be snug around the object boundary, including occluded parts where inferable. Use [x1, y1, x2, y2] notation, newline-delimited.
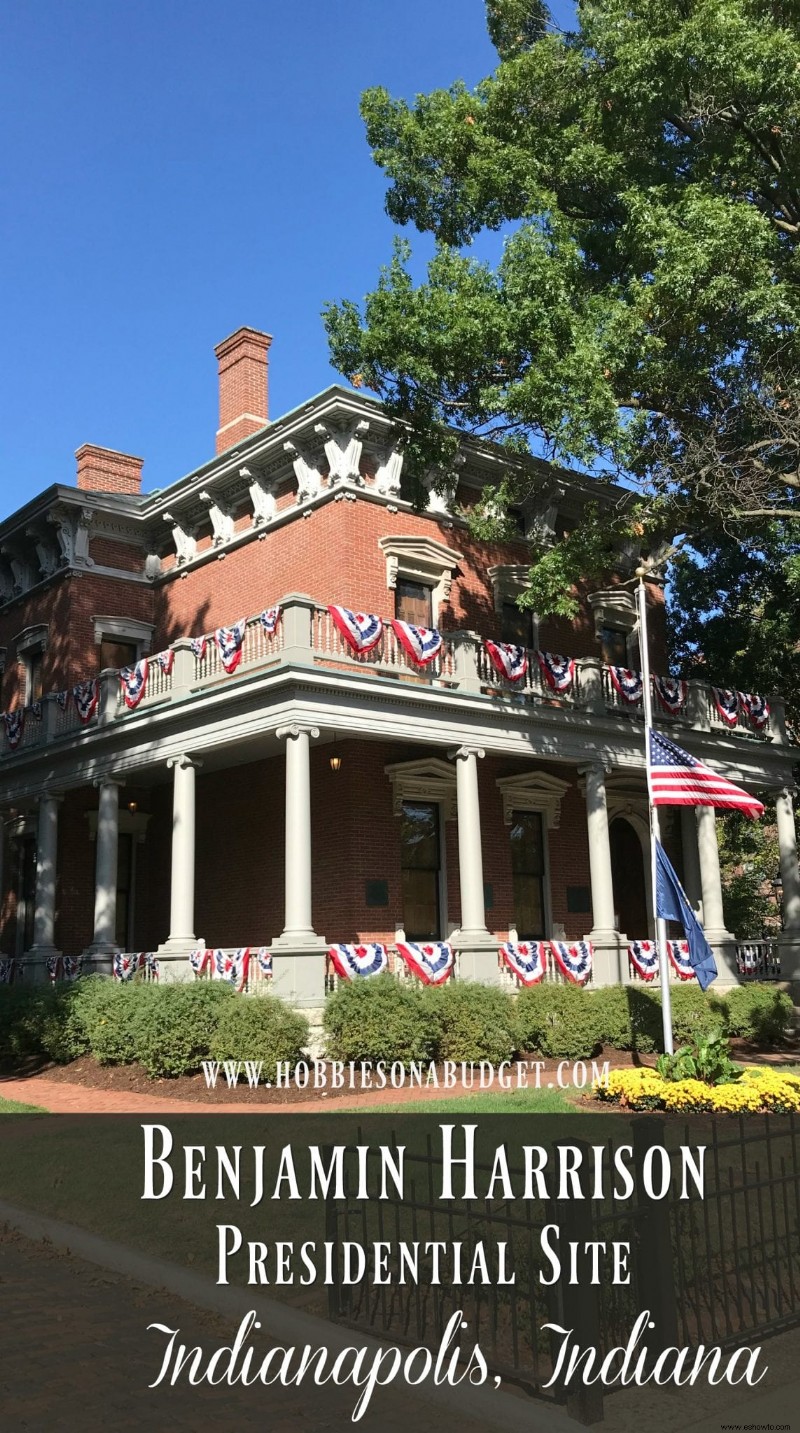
[324, 0, 800, 616]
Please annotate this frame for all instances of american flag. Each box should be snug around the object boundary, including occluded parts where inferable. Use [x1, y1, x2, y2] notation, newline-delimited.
[648, 730, 765, 819]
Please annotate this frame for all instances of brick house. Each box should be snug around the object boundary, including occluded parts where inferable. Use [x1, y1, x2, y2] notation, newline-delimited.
[0, 326, 796, 1003]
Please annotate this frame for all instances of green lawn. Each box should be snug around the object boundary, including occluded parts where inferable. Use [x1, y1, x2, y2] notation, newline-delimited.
[351, 1086, 584, 1114]
[0, 1095, 46, 1113]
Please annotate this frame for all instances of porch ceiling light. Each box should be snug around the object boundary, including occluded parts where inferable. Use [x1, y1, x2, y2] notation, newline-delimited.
[329, 753, 342, 773]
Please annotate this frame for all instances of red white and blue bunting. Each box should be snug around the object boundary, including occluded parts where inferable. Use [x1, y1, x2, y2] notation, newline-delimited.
[30, 700, 42, 721]
[608, 666, 644, 705]
[46, 954, 82, 982]
[550, 940, 593, 984]
[329, 942, 389, 980]
[500, 941, 546, 985]
[628, 939, 659, 981]
[254, 946, 272, 977]
[190, 948, 211, 976]
[329, 605, 384, 656]
[215, 620, 248, 674]
[739, 692, 770, 730]
[0, 956, 19, 984]
[119, 658, 149, 710]
[390, 620, 442, 667]
[55, 690, 69, 710]
[3, 710, 24, 749]
[485, 641, 528, 683]
[535, 650, 575, 693]
[191, 636, 208, 662]
[259, 606, 281, 636]
[73, 678, 98, 724]
[711, 687, 739, 727]
[155, 649, 175, 675]
[667, 939, 696, 980]
[212, 947, 250, 991]
[396, 940, 454, 985]
[112, 952, 141, 981]
[653, 676, 688, 715]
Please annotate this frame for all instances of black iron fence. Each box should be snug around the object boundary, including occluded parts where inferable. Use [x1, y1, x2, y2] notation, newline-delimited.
[325, 1116, 800, 1424]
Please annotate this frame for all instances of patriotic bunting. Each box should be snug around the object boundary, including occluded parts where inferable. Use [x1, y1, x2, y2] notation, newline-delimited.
[215, 620, 248, 674]
[119, 658, 149, 710]
[190, 948, 211, 976]
[212, 947, 250, 991]
[255, 946, 272, 977]
[47, 954, 82, 982]
[608, 666, 644, 704]
[535, 650, 575, 693]
[0, 956, 18, 984]
[550, 940, 593, 984]
[329, 942, 389, 980]
[191, 636, 207, 662]
[3, 710, 24, 749]
[485, 641, 528, 683]
[46, 955, 61, 982]
[390, 619, 442, 667]
[653, 676, 688, 715]
[500, 941, 546, 985]
[328, 604, 384, 656]
[156, 649, 175, 675]
[73, 678, 98, 724]
[395, 940, 454, 985]
[667, 939, 696, 981]
[711, 687, 739, 727]
[30, 700, 42, 720]
[628, 939, 659, 981]
[55, 690, 69, 710]
[112, 952, 141, 982]
[259, 606, 281, 636]
[739, 692, 770, 731]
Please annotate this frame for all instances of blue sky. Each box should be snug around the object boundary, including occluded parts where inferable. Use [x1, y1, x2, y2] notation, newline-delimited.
[0, 1, 571, 503]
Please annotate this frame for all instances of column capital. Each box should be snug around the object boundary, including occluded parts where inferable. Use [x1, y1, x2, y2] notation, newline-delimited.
[38, 790, 64, 807]
[448, 744, 485, 762]
[577, 759, 611, 778]
[276, 722, 320, 742]
[93, 775, 125, 791]
[166, 754, 203, 771]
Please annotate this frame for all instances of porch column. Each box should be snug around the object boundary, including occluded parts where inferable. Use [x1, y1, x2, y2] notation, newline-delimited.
[450, 745, 497, 983]
[680, 806, 703, 918]
[695, 805, 737, 983]
[83, 778, 122, 971]
[270, 723, 326, 1007]
[157, 754, 202, 971]
[775, 787, 800, 983]
[580, 762, 625, 984]
[25, 792, 61, 971]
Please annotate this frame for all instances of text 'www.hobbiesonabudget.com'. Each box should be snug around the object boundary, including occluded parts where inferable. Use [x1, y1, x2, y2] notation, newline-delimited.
[200, 1059, 611, 1091]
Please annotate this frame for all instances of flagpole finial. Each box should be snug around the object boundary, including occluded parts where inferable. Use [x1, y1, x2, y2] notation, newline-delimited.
[635, 564, 647, 579]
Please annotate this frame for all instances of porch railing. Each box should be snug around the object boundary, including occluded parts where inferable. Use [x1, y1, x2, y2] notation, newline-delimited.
[0, 593, 787, 759]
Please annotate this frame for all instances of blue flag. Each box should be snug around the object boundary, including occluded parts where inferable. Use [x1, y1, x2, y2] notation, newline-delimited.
[655, 840, 718, 991]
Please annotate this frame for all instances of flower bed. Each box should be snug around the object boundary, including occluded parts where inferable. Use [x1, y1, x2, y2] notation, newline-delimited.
[593, 1066, 800, 1114]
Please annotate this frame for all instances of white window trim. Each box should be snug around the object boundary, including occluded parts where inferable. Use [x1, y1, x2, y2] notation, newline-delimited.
[14, 623, 49, 658]
[587, 588, 639, 663]
[379, 535, 462, 624]
[487, 564, 539, 645]
[496, 771, 570, 828]
[93, 615, 155, 657]
[385, 758, 457, 819]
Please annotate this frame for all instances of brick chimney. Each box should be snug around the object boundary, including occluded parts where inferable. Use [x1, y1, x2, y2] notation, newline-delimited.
[214, 326, 272, 454]
[75, 444, 143, 495]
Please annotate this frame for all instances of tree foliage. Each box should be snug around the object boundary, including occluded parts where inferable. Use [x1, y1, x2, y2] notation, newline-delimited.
[324, 0, 800, 610]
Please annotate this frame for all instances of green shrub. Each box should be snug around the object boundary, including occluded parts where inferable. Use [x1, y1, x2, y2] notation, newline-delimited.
[589, 986, 661, 1054]
[723, 984, 793, 1045]
[78, 977, 152, 1066]
[423, 982, 517, 1063]
[210, 994, 309, 1080]
[132, 981, 234, 1078]
[514, 983, 603, 1059]
[0, 984, 54, 1062]
[668, 984, 727, 1047]
[38, 982, 91, 1063]
[324, 975, 436, 1063]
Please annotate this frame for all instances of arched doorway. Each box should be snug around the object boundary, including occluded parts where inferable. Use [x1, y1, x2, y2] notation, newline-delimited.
[610, 817, 649, 939]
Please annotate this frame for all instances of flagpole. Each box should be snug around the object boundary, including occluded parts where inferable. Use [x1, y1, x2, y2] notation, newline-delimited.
[636, 567, 674, 1056]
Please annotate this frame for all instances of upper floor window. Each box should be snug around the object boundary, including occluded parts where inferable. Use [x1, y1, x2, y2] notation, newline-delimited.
[600, 625, 629, 667]
[93, 615, 155, 672]
[14, 623, 48, 706]
[588, 589, 639, 668]
[99, 638, 138, 672]
[395, 579, 433, 628]
[501, 601, 537, 650]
